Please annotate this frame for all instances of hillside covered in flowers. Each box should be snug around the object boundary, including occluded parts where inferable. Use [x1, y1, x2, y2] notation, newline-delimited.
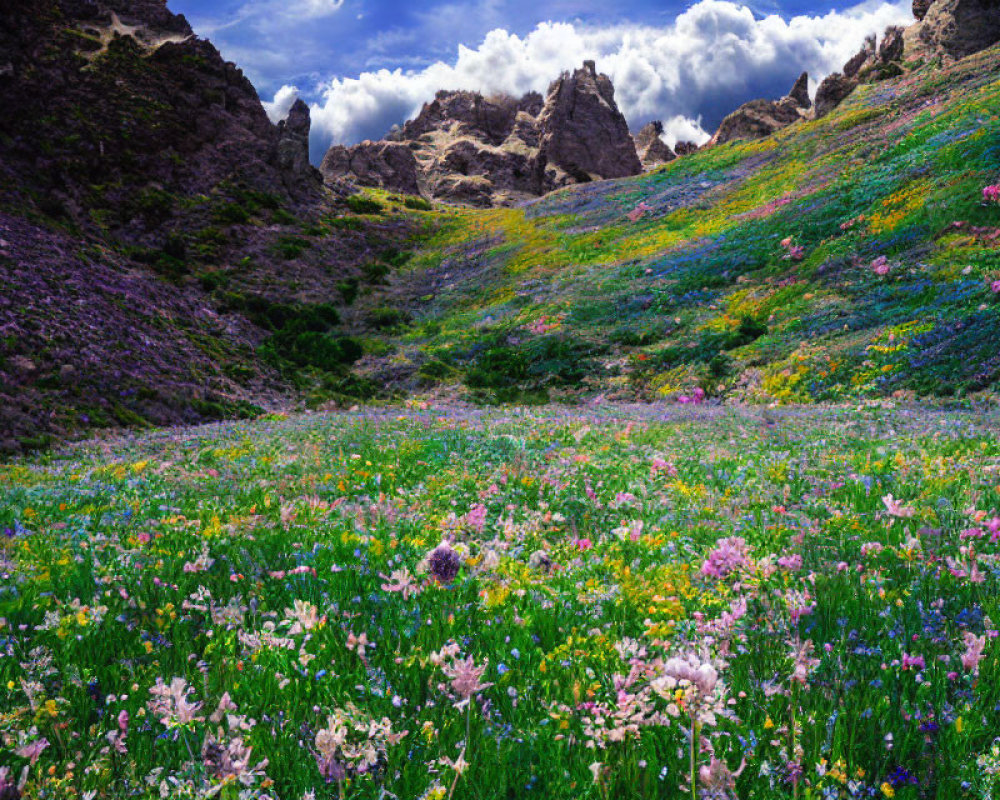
[361, 44, 1000, 405]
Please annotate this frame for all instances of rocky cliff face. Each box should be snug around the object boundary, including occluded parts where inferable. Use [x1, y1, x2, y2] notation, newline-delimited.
[911, 0, 1000, 60]
[0, 0, 409, 451]
[321, 62, 644, 207]
[322, 141, 423, 197]
[0, 0, 321, 237]
[535, 61, 643, 183]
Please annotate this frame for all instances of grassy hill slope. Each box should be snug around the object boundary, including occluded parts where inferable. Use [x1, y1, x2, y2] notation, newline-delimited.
[362, 45, 1000, 405]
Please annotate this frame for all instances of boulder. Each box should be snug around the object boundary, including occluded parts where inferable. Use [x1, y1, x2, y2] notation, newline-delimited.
[320, 141, 423, 197]
[394, 90, 522, 146]
[913, 0, 934, 19]
[535, 61, 642, 183]
[914, 0, 1000, 60]
[633, 121, 676, 167]
[814, 72, 858, 118]
[674, 141, 701, 157]
[426, 139, 541, 205]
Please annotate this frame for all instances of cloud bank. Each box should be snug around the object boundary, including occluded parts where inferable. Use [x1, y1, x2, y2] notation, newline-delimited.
[264, 0, 913, 156]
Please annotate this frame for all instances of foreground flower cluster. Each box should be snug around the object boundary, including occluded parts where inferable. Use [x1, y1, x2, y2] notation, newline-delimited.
[1, 403, 999, 799]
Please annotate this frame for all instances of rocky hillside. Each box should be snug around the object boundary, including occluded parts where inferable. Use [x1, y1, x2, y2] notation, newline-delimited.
[322, 61, 652, 208]
[0, 0, 421, 452]
[352, 7, 1000, 405]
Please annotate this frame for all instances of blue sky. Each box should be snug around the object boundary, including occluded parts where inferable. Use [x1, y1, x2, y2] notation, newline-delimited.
[169, 0, 913, 155]
[173, 0, 868, 92]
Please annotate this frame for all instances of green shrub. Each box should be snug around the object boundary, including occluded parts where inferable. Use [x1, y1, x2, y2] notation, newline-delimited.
[197, 270, 228, 292]
[362, 262, 391, 285]
[262, 331, 363, 372]
[213, 202, 251, 225]
[134, 187, 175, 221]
[610, 327, 662, 347]
[651, 316, 767, 369]
[380, 248, 413, 269]
[464, 333, 598, 393]
[368, 308, 412, 331]
[417, 360, 455, 383]
[337, 277, 360, 305]
[271, 208, 297, 226]
[326, 216, 364, 231]
[220, 295, 340, 333]
[346, 195, 384, 215]
[403, 196, 433, 211]
[274, 236, 310, 260]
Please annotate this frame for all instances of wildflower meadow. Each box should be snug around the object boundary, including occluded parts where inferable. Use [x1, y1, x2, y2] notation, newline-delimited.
[2, 402, 1000, 799]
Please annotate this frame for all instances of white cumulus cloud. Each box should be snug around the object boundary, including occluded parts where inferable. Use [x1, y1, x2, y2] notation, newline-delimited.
[281, 0, 912, 157]
[262, 84, 302, 123]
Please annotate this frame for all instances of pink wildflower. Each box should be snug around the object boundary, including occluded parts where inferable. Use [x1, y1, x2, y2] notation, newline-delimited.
[441, 656, 493, 709]
[627, 201, 652, 222]
[983, 184, 1000, 204]
[882, 494, 915, 518]
[380, 567, 421, 600]
[901, 653, 925, 671]
[147, 677, 204, 727]
[650, 457, 678, 477]
[871, 256, 891, 276]
[14, 738, 49, 765]
[701, 537, 750, 579]
[346, 631, 370, 659]
[961, 632, 987, 674]
[778, 553, 803, 571]
[790, 639, 820, 685]
[461, 503, 488, 534]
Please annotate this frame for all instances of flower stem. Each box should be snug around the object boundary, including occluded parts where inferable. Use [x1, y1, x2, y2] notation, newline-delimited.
[690, 717, 700, 800]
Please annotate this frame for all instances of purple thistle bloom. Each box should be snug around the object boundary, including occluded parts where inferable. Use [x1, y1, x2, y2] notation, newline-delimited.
[428, 543, 462, 584]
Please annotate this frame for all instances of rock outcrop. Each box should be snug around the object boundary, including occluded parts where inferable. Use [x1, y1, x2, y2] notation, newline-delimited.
[787, 71, 812, 108]
[633, 121, 676, 167]
[844, 35, 878, 78]
[674, 141, 701, 157]
[814, 24, 911, 119]
[0, 0, 411, 452]
[914, 0, 934, 19]
[910, 0, 1000, 60]
[276, 98, 319, 183]
[0, 0, 323, 246]
[321, 141, 422, 197]
[879, 26, 907, 64]
[814, 72, 858, 119]
[535, 61, 643, 183]
[321, 61, 643, 207]
[709, 72, 811, 146]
